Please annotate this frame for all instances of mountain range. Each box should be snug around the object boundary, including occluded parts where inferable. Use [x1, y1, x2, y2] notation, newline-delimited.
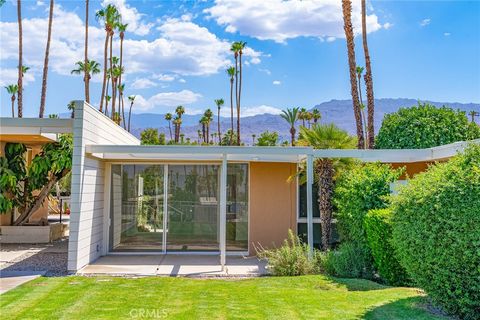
[126, 98, 479, 144]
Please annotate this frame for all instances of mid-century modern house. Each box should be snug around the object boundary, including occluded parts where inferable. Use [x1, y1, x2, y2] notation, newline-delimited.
[0, 102, 476, 273]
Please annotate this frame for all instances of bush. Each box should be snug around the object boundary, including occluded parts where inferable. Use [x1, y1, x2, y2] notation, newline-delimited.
[256, 230, 317, 276]
[334, 163, 403, 246]
[364, 208, 409, 286]
[376, 103, 480, 149]
[317, 242, 374, 279]
[391, 144, 480, 319]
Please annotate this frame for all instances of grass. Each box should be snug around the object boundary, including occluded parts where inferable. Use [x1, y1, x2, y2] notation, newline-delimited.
[0, 275, 447, 320]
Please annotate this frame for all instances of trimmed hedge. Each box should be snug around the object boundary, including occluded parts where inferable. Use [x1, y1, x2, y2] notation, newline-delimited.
[391, 144, 480, 319]
[376, 103, 480, 149]
[334, 163, 403, 246]
[364, 208, 409, 286]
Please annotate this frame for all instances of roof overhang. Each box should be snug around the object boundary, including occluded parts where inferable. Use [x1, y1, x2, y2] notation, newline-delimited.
[0, 118, 73, 144]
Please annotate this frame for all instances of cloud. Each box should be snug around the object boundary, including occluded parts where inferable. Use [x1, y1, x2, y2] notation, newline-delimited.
[444, 32, 451, 36]
[131, 78, 157, 89]
[0, 68, 35, 87]
[134, 90, 201, 111]
[420, 18, 431, 27]
[272, 80, 281, 85]
[205, 0, 385, 43]
[152, 73, 176, 82]
[383, 22, 393, 30]
[219, 104, 282, 117]
[178, 78, 186, 83]
[101, 0, 154, 36]
[259, 68, 271, 75]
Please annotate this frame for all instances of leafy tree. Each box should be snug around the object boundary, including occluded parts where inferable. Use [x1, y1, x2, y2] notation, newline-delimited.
[67, 101, 75, 118]
[376, 103, 480, 149]
[298, 124, 356, 250]
[0, 135, 73, 225]
[140, 128, 160, 145]
[5, 84, 18, 117]
[255, 131, 279, 146]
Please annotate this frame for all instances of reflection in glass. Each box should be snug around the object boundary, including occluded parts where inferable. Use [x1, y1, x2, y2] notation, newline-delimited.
[227, 164, 249, 251]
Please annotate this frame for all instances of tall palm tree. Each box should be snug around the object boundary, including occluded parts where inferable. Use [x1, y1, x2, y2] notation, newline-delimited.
[67, 100, 75, 118]
[214, 98, 224, 140]
[204, 109, 213, 144]
[117, 23, 127, 124]
[342, 0, 365, 149]
[312, 109, 321, 124]
[84, 0, 89, 103]
[127, 95, 136, 132]
[174, 105, 185, 143]
[96, 4, 120, 113]
[17, 0, 23, 117]
[71, 60, 101, 87]
[236, 41, 247, 145]
[280, 107, 299, 146]
[164, 113, 173, 140]
[298, 107, 308, 127]
[110, 65, 122, 118]
[39, 0, 54, 118]
[298, 124, 356, 250]
[226, 66, 235, 144]
[356, 66, 368, 148]
[118, 83, 126, 128]
[468, 110, 479, 123]
[361, 0, 375, 149]
[199, 116, 207, 143]
[5, 84, 18, 117]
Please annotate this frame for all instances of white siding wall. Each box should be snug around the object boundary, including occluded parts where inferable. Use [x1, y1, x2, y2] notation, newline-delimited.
[68, 102, 139, 272]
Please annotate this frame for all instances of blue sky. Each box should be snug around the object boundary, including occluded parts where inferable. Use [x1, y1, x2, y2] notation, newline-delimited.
[1, 0, 479, 118]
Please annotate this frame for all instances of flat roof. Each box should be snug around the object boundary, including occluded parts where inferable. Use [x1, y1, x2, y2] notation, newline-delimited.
[85, 139, 479, 163]
[0, 118, 73, 144]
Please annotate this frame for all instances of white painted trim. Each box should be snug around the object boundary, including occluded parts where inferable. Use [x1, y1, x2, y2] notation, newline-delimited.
[0, 118, 73, 134]
[103, 163, 112, 256]
[162, 164, 168, 254]
[306, 154, 314, 257]
[219, 154, 227, 267]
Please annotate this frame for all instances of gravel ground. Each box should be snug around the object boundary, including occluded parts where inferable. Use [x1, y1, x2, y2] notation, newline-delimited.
[0, 238, 68, 276]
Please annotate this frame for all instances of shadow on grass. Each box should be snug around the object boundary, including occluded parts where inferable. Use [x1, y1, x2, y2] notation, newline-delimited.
[328, 276, 388, 291]
[361, 296, 450, 320]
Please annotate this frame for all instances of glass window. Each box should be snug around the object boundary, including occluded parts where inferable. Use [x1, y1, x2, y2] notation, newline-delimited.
[226, 164, 249, 251]
[298, 183, 320, 218]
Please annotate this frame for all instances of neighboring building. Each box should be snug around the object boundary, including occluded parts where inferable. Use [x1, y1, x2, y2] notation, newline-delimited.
[1, 102, 476, 272]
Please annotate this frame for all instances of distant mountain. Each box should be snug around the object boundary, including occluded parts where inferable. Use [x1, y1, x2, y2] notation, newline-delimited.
[63, 98, 479, 144]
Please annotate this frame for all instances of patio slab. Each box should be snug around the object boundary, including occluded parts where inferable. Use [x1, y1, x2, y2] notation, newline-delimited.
[0, 270, 46, 294]
[78, 254, 268, 277]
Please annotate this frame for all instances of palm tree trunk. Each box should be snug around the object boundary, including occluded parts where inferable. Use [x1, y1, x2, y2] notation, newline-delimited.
[168, 122, 172, 140]
[99, 31, 109, 112]
[217, 108, 221, 142]
[119, 34, 124, 125]
[357, 75, 367, 148]
[316, 159, 334, 250]
[290, 127, 296, 146]
[361, 0, 375, 149]
[230, 79, 234, 144]
[121, 93, 126, 129]
[84, 0, 89, 103]
[237, 52, 243, 145]
[128, 101, 133, 132]
[342, 0, 365, 149]
[17, 0, 23, 118]
[11, 96, 15, 117]
[234, 55, 239, 144]
[109, 32, 114, 117]
[111, 78, 117, 118]
[39, 0, 54, 118]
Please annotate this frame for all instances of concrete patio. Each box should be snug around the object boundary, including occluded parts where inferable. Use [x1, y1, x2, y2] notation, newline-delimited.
[78, 255, 268, 277]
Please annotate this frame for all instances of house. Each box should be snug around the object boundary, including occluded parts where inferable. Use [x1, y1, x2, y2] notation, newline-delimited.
[1, 102, 475, 272]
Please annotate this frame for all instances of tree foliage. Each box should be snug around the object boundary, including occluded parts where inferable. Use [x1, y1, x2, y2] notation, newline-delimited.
[391, 144, 480, 319]
[376, 103, 480, 149]
[255, 131, 279, 146]
[140, 128, 161, 145]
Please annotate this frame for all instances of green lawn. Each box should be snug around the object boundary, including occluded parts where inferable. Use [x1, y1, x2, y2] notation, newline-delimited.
[0, 275, 446, 320]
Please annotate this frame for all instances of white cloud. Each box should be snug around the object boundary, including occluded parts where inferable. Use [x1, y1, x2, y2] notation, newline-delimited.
[205, 0, 385, 43]
[420, 18, 431, 27]
[242, 105, 283, 117]
[134, 90, 201, 111]
[0, 68, 35, 87]
[36, 1, 45, 6]
[178, 78, 186, 83]
[101, 0, 153, 36]
[444, 32, 451, 36]
[259, 68, 271, 75]
[272, 80, 281, 85]
[131, 78, 157, 89]
[383, 22, 393, 30]
[152, 73, 176, 82]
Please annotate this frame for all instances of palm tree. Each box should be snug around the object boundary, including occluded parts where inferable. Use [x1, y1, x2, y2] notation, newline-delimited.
[38, 0, 54, 118]
[361, 0, 375, 149]
[214, 98, 224, 140]
[251, 134, 256, 145]
[127, 95, 136, 132]
[67, 100, 75, 118]
[117, 22, 127, 121]
[312, 109, 321, 124]
[236, 41, 247, 145]
[165, 112, 173, 140]
[174, 105, 185, 143]
[96, 4, 120, 113]
[298, 124, 356, 250]
[468, 110, 479, 123]
[231, 43, 240, 140]
[84, 0, 89, 102]
[280, 107, 299, 146]
[342, 0, 365, 149]
[5, 84, 18, 117]
[226, 66, 236, 144]
[17, 0, 23, 117]
[117, 83, 126, 128]
[298, 108, 308, 127]
[110, 66, 122, 118]
[356, 66, 368, 148]
[71, 60, 101, 90]
[204, 109, 214, 144]
[199, 116, 207, 143]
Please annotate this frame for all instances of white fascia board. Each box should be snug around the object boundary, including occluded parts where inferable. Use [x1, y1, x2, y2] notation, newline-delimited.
[0, 118, 73, 134]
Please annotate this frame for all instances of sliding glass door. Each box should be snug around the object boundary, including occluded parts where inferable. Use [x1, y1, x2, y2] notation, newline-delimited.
[167, 165, 219, 252]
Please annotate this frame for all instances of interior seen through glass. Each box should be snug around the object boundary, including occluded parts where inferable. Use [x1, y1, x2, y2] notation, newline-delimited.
[109, 164, 248, 252]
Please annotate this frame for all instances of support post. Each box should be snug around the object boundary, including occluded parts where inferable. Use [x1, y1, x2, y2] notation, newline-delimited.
[162, 164, 168, 254]
[219, 154, 227, 268]
[306, 154, 314, 258]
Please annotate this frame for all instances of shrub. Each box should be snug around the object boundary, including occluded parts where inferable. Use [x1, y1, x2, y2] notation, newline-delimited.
[364, 208, 409, 286]
[256, 230, 317, 276]
[376, 103, 480, 149]
[391, 144, 480, 319]
[255, 131, 279, 146]
[317, 242, 374, 279]
[334, 163, 403, 246]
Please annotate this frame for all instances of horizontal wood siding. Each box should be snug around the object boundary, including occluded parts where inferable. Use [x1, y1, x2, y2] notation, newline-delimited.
[68, 102, 139, 272]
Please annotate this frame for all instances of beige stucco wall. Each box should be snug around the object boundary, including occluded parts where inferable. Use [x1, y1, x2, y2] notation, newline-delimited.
[249, 162, 297, 254]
